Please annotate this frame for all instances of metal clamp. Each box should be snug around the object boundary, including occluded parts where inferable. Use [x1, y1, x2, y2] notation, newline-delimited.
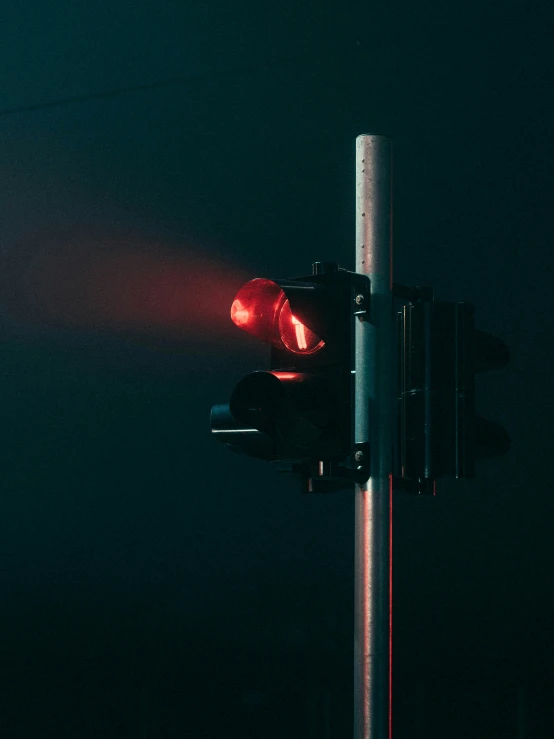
[338, 441, 371, 484]
[350, 273, 372, 321]
[277, 441, 371, 494]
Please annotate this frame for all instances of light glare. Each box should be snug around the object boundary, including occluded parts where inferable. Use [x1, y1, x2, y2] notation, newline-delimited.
[230, 299, 250, 326]
[292, 315, 308, 350]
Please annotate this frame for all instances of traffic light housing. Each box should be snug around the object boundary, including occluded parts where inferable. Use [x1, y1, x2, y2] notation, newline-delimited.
[210, 261, 371, 492]
[211, 270, 510, 495]
[395, 287, 510, 494]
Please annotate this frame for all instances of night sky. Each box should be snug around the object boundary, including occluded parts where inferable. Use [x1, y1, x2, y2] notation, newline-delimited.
[1, 2, 553, 737]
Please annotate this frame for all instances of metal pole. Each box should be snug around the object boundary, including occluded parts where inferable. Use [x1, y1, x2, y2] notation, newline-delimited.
[354, 134, 393, 739]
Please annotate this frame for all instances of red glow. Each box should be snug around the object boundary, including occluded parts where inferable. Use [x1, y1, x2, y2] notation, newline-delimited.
[230, 299, 250, 327]
[0, 230, 249, 345]
[230, 279, 324, 355]
[292, 315, 307, 349]
[389, 473, 393, 739]
[278, 300, 324, 355]
[272, 372, 298, 380]
[229, 278, 283, 342]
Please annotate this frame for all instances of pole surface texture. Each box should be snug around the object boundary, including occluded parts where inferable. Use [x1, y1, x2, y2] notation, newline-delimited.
[354, 135, 393, 739]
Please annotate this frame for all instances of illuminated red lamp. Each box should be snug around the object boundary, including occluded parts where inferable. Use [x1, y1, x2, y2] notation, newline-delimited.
[230, 278, 324, 355]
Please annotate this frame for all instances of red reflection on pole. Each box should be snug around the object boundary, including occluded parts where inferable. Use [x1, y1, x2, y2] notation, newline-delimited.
[389, 472, 393, 739]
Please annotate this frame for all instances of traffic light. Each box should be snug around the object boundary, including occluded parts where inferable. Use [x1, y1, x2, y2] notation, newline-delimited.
[210, 261, 371, 492]
[395, 287, 510, 494]
[211, 269, 510, 495]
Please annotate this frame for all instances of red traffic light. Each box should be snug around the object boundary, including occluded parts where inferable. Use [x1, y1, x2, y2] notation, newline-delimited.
[230, 278, 324, 355]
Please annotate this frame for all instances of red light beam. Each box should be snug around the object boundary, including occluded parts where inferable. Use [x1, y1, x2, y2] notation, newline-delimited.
[0, 234, 249, 345]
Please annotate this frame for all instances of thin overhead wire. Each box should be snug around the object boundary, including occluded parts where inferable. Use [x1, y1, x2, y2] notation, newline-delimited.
[0, 44, 358, 118]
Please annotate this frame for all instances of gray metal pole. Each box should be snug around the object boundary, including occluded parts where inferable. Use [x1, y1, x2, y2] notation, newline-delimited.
[354, 134, 393, 739]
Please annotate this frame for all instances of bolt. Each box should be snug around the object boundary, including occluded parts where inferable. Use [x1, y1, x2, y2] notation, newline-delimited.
[354, 450, 364, 462]
[355, 294, 364, 306]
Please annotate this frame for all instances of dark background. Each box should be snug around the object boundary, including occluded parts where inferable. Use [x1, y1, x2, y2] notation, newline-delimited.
[1, 2, 553, 737]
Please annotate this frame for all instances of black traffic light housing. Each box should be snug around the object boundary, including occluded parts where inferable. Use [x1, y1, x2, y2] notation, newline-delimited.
[210, 261, 371, 492]
[211, 269, 510, 495]
[394, 285, 510, 494]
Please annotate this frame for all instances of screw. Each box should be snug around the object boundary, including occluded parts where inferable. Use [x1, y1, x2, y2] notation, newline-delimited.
[354, 450, 364, 462]
[355, 294, 364, 306]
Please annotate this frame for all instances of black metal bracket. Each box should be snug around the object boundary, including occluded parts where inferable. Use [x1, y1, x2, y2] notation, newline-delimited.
[337, 441, 371, 484]
[277, 441, 371, 494]
[350, 273, 372, 322]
